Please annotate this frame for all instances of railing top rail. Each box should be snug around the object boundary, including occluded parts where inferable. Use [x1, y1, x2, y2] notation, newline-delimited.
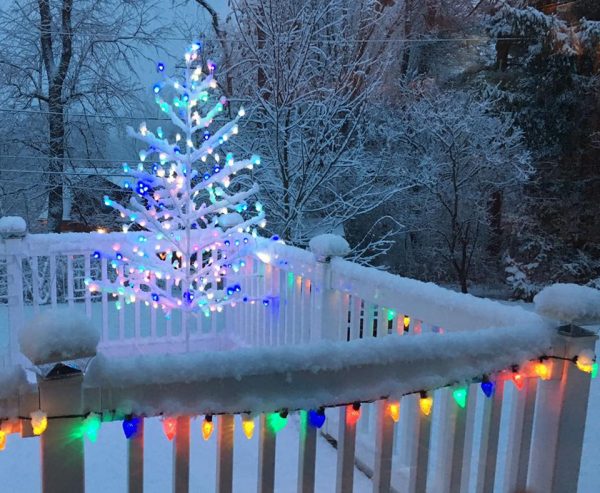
[2, 231, 552, 333]
[250, 238, 551, 332]
[330, 257, 551, 331]
[0, 324, 558, 419]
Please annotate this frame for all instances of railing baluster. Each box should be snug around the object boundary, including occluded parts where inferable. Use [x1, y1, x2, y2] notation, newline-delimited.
[134, 294, 141, 341]
[101, 258, 109, 341]
[217, 415, 234, 493]
[363, 302, 374, 338]
[276, 269, 286, 346]
[128, 417, 144, 493]
[31, 256, 40, 311]
[302, 279, 311, 343]
[119, 295, 125, 340]
[84, 255, 92, 317]
[67, 254, 75, 307]
[481, 378, 505, 493]
[377, 307, 387, 338]
[336, 405, 357, 493]
[372, 400, 395, 493]
[292, 275, 302, 344]
[165, 279, 172, 339]
[173, 416, 190, 493]
[297, 411, 317, 493]
[349, 296, 361, 341]
[49, 254, 57, 306]
[414, 399, 432, 493]
[258, 414, 276, 493]
[515, 377, 537, 492]
[449, 385, 475, 493]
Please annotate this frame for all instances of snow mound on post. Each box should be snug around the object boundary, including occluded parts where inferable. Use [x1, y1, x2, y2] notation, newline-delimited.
[19, 309, 100, 364]
[0, 216, 26, 237]
[309, 234, 350, 260]
[534, 283, 600, 324]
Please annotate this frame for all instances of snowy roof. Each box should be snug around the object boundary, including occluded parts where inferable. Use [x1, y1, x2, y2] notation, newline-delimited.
[38, 167, 125, 221]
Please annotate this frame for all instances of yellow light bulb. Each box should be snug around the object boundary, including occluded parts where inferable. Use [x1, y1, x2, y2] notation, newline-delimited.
[0, 430, 6, 451]
[419, 396, 433, 416]
[535, 361, 551, 380]
[242, 416, 255, 439]
[31, 410, 48, 436]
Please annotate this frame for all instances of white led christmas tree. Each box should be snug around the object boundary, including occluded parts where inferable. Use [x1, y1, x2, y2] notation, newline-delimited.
[89, 43, 266, 317]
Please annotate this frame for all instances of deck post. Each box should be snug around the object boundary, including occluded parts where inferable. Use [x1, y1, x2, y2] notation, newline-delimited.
[3, 229, 26, 366]
[38, 373, 85, 493]
[311, 253, 345, 342]
[527, 325, 598, 493]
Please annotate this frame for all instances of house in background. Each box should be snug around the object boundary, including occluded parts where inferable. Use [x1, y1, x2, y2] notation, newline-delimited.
[37, 168, 130, 232]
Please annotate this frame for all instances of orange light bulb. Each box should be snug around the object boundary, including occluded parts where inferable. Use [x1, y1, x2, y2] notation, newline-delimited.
[388, 402, 400, 422]
[346, 403, 361, 426]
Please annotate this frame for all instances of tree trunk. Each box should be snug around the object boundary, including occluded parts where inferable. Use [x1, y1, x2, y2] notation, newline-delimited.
[47, 95, 65, 232]
[39, 0, 73, 232]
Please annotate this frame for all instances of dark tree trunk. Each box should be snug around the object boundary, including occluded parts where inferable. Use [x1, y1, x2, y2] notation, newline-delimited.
[38, 0, 73, 232]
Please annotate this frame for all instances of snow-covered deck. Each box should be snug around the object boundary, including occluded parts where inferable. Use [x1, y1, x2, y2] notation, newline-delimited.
[0, 230, 597, 493]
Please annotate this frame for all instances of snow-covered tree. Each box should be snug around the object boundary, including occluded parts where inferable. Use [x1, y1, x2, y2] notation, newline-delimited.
[90, 44, 266, 317]
[391, 87, 531, 292]
[485, 1, 600, 295]
[0, 0, 164, 232]
[209, 0, 407, 260]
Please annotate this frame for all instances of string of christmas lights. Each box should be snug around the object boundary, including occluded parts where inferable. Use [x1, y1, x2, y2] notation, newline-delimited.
[0, 352, 593, 450]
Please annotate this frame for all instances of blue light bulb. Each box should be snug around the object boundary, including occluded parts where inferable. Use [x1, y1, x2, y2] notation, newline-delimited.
[123, 417, 140, 439]
[308, 409, 326, 429]
[157, 62, 165, 72]
[92, 251, 101, 259]
[481, 381, 494, 398]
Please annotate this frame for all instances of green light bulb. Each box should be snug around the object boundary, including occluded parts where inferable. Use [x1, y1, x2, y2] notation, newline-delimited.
[82, 413, 101, 442]
[452, 387, 468, 409]
[267, 413, 287, 434]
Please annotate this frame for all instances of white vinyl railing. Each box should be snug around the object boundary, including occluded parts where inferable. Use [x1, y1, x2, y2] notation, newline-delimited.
[0, 228, 597, 493]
